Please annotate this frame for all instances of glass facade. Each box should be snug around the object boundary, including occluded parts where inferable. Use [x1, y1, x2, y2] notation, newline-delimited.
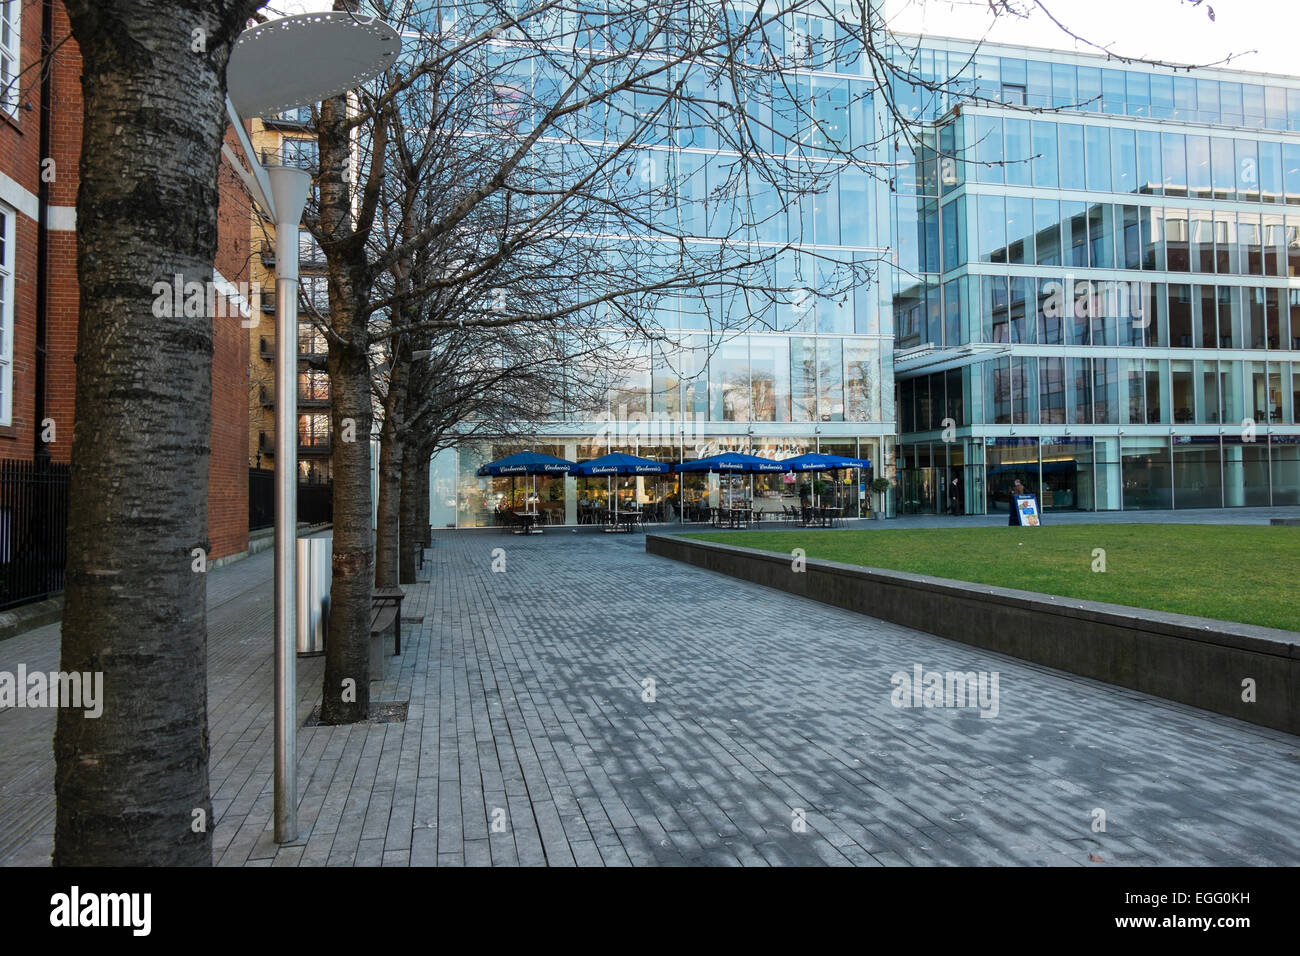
[893, 40, 1300, 513]
[442, 23, 1300, 523]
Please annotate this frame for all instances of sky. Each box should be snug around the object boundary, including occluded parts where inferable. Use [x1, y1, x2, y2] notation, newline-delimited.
[262, 1, 1300, 79]
[878, 0, 1295, 77]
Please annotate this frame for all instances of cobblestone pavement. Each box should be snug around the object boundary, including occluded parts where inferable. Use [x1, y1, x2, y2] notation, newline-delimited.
[2, 525, 1299, 866]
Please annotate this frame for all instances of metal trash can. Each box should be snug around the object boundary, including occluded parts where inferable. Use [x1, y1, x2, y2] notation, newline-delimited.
[296, 533, 332, 655]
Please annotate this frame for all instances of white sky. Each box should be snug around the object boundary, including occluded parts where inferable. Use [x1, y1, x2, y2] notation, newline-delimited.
[879, 0, 1299, 77]
[260, 1, 1300, 79]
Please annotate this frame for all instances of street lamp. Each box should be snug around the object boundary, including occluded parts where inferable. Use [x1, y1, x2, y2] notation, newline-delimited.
[225, 12, 400, 846]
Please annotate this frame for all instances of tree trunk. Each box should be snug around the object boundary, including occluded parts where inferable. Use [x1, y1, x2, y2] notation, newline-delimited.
[421, 452, 432, 547]
[398, 434, 424, 585]
[373, 357, 407, 589]
[321, 334, 374, 723]
[317, 90, 377, 725]
[54, 0, 254, 866]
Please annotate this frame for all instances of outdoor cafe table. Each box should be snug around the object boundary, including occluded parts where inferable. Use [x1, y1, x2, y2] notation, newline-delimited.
[803, 506, 842, 528]
[712, 507, 750, 529]
[613, 509, 642, 533]
[514, 510, 543, 534]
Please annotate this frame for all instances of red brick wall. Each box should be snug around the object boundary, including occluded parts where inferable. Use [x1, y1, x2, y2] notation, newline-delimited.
[208, 133, 254, 559]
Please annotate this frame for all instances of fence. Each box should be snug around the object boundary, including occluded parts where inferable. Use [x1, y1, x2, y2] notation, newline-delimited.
[250, 468, 333, 531]
[0, 458, 71, 610]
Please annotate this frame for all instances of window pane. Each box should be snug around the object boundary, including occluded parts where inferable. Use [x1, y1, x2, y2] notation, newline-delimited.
[1004, 117, 1032, 186]
[1136, 129, 1162, 194]
[1085, 126, 1111, 191]
[1111, 127, 1137, 195]
[1032, 121, 1058, 188]
[975, 115, 1003, 184]
[1162, 132, 1187, 197]
[1059, 125, 1085, 189]
[1034, 199, 1060, 266]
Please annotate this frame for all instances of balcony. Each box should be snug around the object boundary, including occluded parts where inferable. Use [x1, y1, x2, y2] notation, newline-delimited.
[262, 104, 314, 129]
[258, 431, 333, 457]
[257, 336, 329, 367]
[259, 385, 330, 408]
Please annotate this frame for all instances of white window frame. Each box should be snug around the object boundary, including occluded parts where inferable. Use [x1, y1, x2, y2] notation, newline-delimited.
[0, 202, 13, 426]
[0, 1, 20, 118]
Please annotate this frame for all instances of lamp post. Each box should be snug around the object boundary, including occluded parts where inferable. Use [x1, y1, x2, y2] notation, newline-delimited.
[226, 12, 400, 845]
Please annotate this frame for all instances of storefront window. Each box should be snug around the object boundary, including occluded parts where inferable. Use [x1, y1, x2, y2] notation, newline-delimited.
[1040, 436, 1092, 511]
[985, 438, 1039, 516]
[1271, 438, 1300, 505]
[1172, 437, 1222, 508]
[1122, 436, 1171, 510]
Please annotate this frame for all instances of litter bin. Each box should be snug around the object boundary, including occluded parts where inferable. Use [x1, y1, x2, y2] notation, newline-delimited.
[296, 533, 332, 655]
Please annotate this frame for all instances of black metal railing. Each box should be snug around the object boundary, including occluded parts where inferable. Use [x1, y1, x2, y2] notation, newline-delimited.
[249, 468, 333, 531]
[0, 459, 71, 610]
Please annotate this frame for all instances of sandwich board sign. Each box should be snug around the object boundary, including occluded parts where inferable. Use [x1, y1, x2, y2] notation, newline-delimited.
[1013, 494, 1041, 526]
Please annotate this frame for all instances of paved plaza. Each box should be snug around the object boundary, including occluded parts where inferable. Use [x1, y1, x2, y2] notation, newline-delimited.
[2, 521, 1299, 866]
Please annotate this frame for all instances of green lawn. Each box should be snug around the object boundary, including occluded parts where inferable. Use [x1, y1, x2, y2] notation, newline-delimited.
[684, 525, 1300, 631]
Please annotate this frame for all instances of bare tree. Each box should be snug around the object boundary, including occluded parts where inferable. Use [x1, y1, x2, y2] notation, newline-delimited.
[54, 0, 262, 867]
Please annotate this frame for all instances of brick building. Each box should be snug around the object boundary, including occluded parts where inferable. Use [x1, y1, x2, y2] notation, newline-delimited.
[0, 0, 255, 606]
[247, 108, 332, 487]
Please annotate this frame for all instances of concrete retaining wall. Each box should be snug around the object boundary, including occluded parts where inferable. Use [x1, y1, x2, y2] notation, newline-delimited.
[646, 533, 1300, 737]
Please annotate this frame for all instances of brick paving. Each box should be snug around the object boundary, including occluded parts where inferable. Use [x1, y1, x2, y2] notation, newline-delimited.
[2, 524, 1299, 866]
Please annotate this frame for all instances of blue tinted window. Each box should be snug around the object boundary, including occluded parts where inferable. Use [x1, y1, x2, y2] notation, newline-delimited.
[1035, 200, 1061, 266]
[1284, 144, 1300, 204]
[1026, 60, 1051, 108]
[1173, 76, 1197, 120]
[1076, 67, 1101, 112]
[1006, 197, 1033, 265]
[999, 57, 1026, 86]
[1051, 62, 1076, 108]
[1150, 74, 1174, 119]
[1211, 138, 1235, 200]
[978, 194, 1006, 263]
[1101, 70, 1126, 114]
[1266, 87, 1285, 131]
[1137, 130, 1162, 194]
[974, 115, 1003, 184]
[1220, 82, 1243, 124]
[941, 200, 961, 271]
[1186, 135, 1211, 198]
[1243, 84, 1266, 127]
[1288, 89, 1300, 132]
[1058, 125, 1085, 190]
[1237, 139, 1258, 201]
[1063, 201, 1088, 268]
[1198, 79, 1221, 124]
[1004, 117, 1032, 186]
[1162, 132, 1187, 197]
[1032, 121, 1058, 188]
[1085, 126, 1111, 191]
[1259, 141, 1283, 203]
[1126, 71, 1150, 116]
[1111, 127, 1137, 194]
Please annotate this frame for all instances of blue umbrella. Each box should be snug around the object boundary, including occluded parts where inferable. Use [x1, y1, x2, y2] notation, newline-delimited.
[674, 452, 784, 474]
[571, 453, 670, 476]
[572, 453, 671, 529]
[780, 453, 872, 511]
[675, 452, 783, 514]
[475, 451, 575, 476]
[780, 452, 872, 472]
[476, 452, 575, 532]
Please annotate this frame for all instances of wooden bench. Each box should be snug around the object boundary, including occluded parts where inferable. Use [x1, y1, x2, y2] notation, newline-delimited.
[368, 586, 405, 680]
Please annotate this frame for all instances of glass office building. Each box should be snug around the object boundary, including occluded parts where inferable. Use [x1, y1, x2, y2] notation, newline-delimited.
[891, 37, 1300, 516]
[438, 19, 1300, 525]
